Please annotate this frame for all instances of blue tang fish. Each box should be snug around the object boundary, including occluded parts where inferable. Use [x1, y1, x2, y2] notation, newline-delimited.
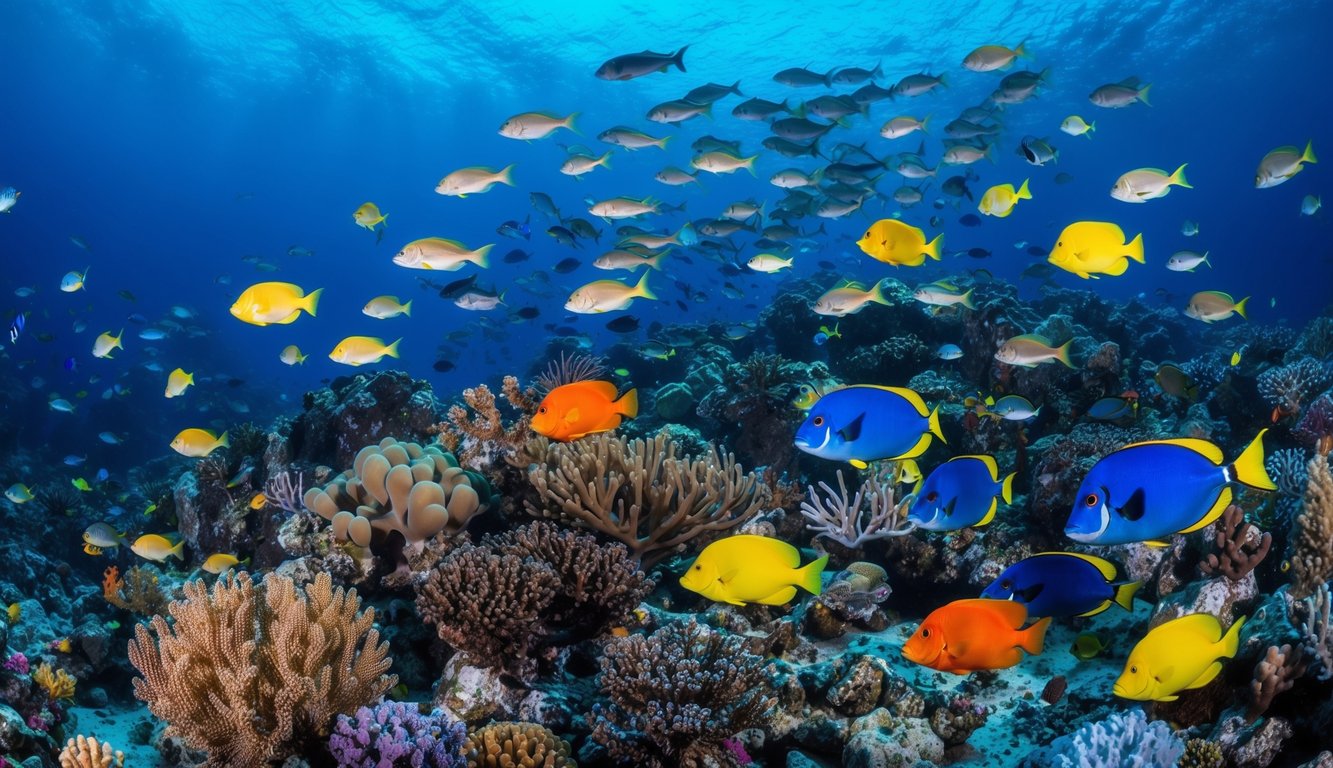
[908, 455, 1014, 531]
[1065, 430, 1274, 546]
[981, 552, 1142, 618]
[794, 385, 944, 469]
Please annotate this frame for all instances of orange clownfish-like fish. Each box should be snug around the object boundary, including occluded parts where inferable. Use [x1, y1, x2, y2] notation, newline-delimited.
[902, 598, 1050, 674]
[530, 381, 638, 442]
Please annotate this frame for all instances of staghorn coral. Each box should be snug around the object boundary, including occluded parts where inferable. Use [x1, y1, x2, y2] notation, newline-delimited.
[328, 701, 466, 767]
[463, 722, 576, 768]
[1289, 452, 1333, 598]
[590, 620, 775, 768]
[58, 735, 124, 768]
[1258, 359, 1333, 417]
[431, 377, 537, 469]
[524, 432, 764, 566]
[102, 565, 170, 616]
[128, 571, 396, 767]
[33, 663, 76, 702]
[800, 468, 916, 547]
[1200, 504, 1272, 581]
[1247, 643, 1306, 723]
[303, 437, 490, 550]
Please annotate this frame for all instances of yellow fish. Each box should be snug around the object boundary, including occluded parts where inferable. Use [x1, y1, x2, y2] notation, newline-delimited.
[564, 273, 656, 314]
[1231, 349, 1243, 366]
[92, 329, 123, 359]
[978, 178, 1032, 218]
[6, 603, 20, 623]
[329, 336, 401, 366]
[1114, 613, 1245, 702]
[55, 638, 72, 653]
[229, 282, 323, 326]
[165, 368, 194, 398]
[857, 219, 942, 267]
[71, 478, 93, 492]
[681, 535, 827, 605]
[170, 428, 229, 457]
[352, 202, 388, 230]
[896, 459, 923, 485]
[4, 483, 33, 504]
[362, 295, 413, 319]
[249, 492, 268, 510]
[131, 533, 185, 562]
[83, 544, 104, 556]
[280, 345, 308, 365]
[201, 553, 246, 574]
[1047, 221, 1144, 279]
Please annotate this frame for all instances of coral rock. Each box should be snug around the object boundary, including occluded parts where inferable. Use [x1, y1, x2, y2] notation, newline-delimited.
[843, 709, 944, 768]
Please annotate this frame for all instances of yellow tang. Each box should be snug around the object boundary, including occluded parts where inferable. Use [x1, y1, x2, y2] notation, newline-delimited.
[171, 428, 229, 458]
[229, 282, 323, 326]
[165, 368, 194, 398]
[131, 534, 185, 562]
[1047, 221, 1144, 279]
[978, 178, 1032, 218]
[329, 336, 401, 367]
[857, 219, 942, 267]
[1114, 613, 1245, 702]
[353, 202, 387, 230]
[201, 553, 246, 574]
[280, 345, 308, 365]
[680, 534, 828, 606]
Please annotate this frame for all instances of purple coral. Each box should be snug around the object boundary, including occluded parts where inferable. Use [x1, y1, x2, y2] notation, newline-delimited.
[3, 653, 29, 675]
[329, 701, 465, 768]
[1257, 359, 1333, 416]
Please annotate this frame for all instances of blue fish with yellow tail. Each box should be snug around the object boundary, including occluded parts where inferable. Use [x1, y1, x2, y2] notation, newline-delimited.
[908, 455, 1014, 530]
[1064, 430, 1275, 546]
[794, 385, 945, 468]
[981, 552, 1142, 618]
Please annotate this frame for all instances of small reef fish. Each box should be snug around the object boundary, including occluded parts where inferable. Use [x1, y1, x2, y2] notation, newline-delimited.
[0, 186, 20, 213]
[908, 456, 1015, 531]
[164, 368, 194, 398]
[936, 344, 963, 360]
[1111, 165, 1191, 203]
[978, 179, 1031, 218]
[329, 336, 401, 366]
[794, 385, 944, 468]
[564, 273, 656, 314]
[1089, 77, 1151, 108]
[995, 334, 1073, 368]
[594, 46, 688, 81]
[562, 151, 613, 177]
[962, 42, 1028, 72]
[1071, 633, 1109, 661]
[598, 126, 671, 150]
[981, 395, 1040, 420]
[1065, 430, 1275, 546]
[1181, 219, 1200, 236]
[280, 345, 308, 365]
[913, 282, 975, 309]
[747, 253, 793, 273]
[363, 296, 412, 319]
[680, 534, 827, 606]
[1166, 250, 1211, 272]
[229, 282, 322, 326]
[435, 165, 516, 197]
[902, 599, 1050, 674]
[1114, 613, 1245, 702]
[1154, 363, 1199, 400]
[170, 428, 230, 458]
[82, 522, 125, 550]
[981, 552, 1141, 619]
[131, 534, 185, 562]
[857, 219, 942, 267]
[1060, 115, 1095, 137]
[813, 281, 891, 317]
[60, 267, 90, 292]
[49, 398, 76, 413]
[1185, 291, 1249, 323]
[201, 553, 246, 574]
[1047, 221, 1144, 279]
[530, 380, 638, 441]
[352, 202, 387, 230]
[1301, 194, 1322, 215]
[1086, 396, 1137, 421]
[6, 603, 20, 623]
[1255, 140, 1316, 188]
[498, 111, 578, 140]
[92, 330, 123, 359]
[690, 150, 758, 175]
[5, 484, 34, 504]
[393, 237, 492, 271]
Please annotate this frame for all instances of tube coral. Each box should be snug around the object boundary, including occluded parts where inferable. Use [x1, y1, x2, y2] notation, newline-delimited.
[1199, 504, 1271, 581]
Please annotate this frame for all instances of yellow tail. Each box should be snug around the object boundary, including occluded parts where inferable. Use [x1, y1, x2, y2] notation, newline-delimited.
[1170, 163, 1192, 188]
[1000, 472, 1015, 504]
[1233, 296, 1250, 320]
[1220, 615, 1246, 659]
[384, 338, 402, 359]
[1055, 340, 1075, 368]
[216, 431, 230, 449]
[1301, 140, 1317, 164]
[925, 233, 943, 260]
[1229, 429, 1275, 490]
[1114, 580, 1142, 612]
[617, 388, 639, 419]
[1016, 178, 1032, 200]
[170, 540, 185, 561]
[634, 271, 657, 300]
[470, 243, 493, 268]
[797, 554, 829, 595]
[302, 287, 324, 317]
[1126, 233, 1145, 263]
[927, 404, 946, 444]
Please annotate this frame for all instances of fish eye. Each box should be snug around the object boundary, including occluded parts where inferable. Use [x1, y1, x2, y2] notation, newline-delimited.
[1056, 241, 1062, 247]
[925, 491, 939, 502]
[693, 565, 701, 570]
[538, 407, 547, 414]
[921, 628, 930, 638]
[1130, 665, 1138, 673]
[1000, 580, 1011, 589]
[812, 416, 824, 427]
[1084, 493, 1099, 507]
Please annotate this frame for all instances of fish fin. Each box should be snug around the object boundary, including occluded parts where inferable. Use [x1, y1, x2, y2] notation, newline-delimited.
[216, 431, 230, 449]
[927, 403, 946, 444]
[1042, 552, 1118, 580]
[896, 432, 933, 461]
[1137, 83, 1152, 106]
[1113, 580, 1143, 612]
[1075, 601, 1112, 618]
[757, 586, 798, 605]
[1125, 437, 1225, 464]
[1001, 472, 1015, 504]
[1126, 233, 1145, 263]
[961, 454, 1000, 479]
[925, 233, 943, 260]
[838, 412, 865, 442]
[563, 407, 581, 424]
[499, 164, 517, 187]
[1227, 429, 1276, 490]
[468, 243, 493, 268]
[1221, 615, 1246, 659]
[1233, 295, 1250, 320]
[633, 271, 657, 300]
[797, 554, 828, 595]
[170, 540, 185, 561]
[1180, 486, 1232, 534]
[1144, 540, 1170, 548]
[1055, 339, 1075, 367]
[616, 388, 639, 419]
[961, 288, 975, 309]
[564, 112, 580, 135]
[402, 300, 412, 317]
[1187, 661, 1225, 692]
[1170, 163, 1191, 189]
[1020, 617, 1051, 655]
[383, 338, 402, 359]
[672, 45, 689, 73]
[1116, 487, 1147, 521]
[1016, 178, 1031, 200]
[977, 498, 998, 526]
[849, 459, 869, 470]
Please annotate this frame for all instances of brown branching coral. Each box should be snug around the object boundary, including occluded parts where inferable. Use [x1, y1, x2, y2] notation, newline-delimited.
[1200, 504, 1272, 581]
[102, 565, 170, 616]
[58, 735, 124, 768]
[128, 572, 396, 768]
[1247, 644, 1306, 723]
[431, 377, 537, 468]
[525, 432, 765, 566]
[463, 722, 576, 767]
[590, 620, 775, 768]
[1289, 452, 1333, 598]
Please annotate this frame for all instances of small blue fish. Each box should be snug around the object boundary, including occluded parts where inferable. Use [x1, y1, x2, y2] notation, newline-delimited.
[794, 385, 945, 469]
[95, 468, 110, 483]
[984, 394, 1040, 421]
[8, 312, 24, 343]
[909, 455, 1015, 531]
[982, 552, 1141, 618]
[63, 357, 77, 372]
[813, 332, 829, 346]
[1086, 396, 1137, 421]
[63, 455, 86, 466]
[497, 215, 531, 241]
[1065, 431, 1275, 546]
[936, 343, 963, 360]
[0, 187, 20, 214]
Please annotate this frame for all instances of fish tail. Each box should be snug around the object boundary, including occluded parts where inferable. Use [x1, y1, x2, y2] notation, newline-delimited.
[920, 114, 931, 134]
[564, 112, 580, 135]
[869, 280, 892, 306]
[937, 71, 950, 89]
[1170, 163, 1192, 188]
[744, 155, 758, 177]
[170, 540, 185, 561]
[215, 430, 230, 449]
[1125, 233, 1145, 263]
[1233, 295, 1250, 320]
[925, 232, 943, 260]
[469, 243, 493, 268]
[384, 338, 402, 359]
[1014, 40, 1029, 59]
[498, 163, 517, 187]
[797, 554, 828, 596]
[1203, 251, 1212, 269]
[1016, 178, 1032, 200]
[599, 151, 613, 169]
[402, 299, 413, 318]
[1113, 580, 1143, 612]
[1000, 472, 1015, 504]
[1137, 83, 1152, 106]
[616, 387, 639, 419]
[648, 251, 665, 270]
[927, 403, 947, 444]
[1229, 429, 1276, 490]
[672, 45, 689, 73]
[1302, 140, 1317, 164]
[960, 288, 975, 309]
[634, 271, 657, 300]
[657, 134, 673, 149]
[1055, 339, 1075, 368]
[1020, 616, 1051, 655]
[302, 287, 324, 317]
[1088, 120, 1096, 134]
[730, 79, 743, 96]
[1220, 615, 1246, 659]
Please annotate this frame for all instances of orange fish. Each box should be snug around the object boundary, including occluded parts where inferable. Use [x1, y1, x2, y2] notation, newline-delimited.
[901, 598, 1050, 674]
[531, 381, 638, 441]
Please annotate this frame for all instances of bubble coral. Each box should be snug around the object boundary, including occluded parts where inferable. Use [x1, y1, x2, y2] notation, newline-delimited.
[462, 722, 575, 768]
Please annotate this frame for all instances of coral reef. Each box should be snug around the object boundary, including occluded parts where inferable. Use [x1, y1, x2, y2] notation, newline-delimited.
[462, 722, 575, 768]
[1247, 643, 1306, 723]
[101, 565, 170, 616]
[1258, 360, 1333, 417]
[128, 571, 396, 767]
[58, 735, 124, 768]
[1200, 505, 1272, 581]
[800, 468, 916, 548]
[1289, 452, 1333, 598]
[328, 701, 466, 767]
[431, 376, 538, 471]
[1021, 708, 1185, 766]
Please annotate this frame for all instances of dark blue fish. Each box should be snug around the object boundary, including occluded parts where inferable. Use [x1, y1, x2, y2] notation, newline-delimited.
[981, 552, 1141, 619]
[1086, 396, 1137, 421]
[503, 249, 531, 263]
[959, 214, 982, 227]
[908, 455, 1014, 531]
[497, 215, 531, 240]
[64, 357, 77, 372]
[8, 312, 24, 343]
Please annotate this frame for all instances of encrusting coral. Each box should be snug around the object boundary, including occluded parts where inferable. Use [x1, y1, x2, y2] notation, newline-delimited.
[128, 571, 396, 767]
[462, 721, 576, 768]
[522, 432, 765, 566]
[58, 735, 125, 768]
[590, 619, 775, 768]
[303, 437, 491, 549]
[1288, 452, 1333, 598]
[1199, 504, 1272, 581]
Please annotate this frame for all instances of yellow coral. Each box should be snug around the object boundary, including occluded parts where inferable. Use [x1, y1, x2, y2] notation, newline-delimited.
[34, 662, 77, 702]
[59, 734, 124, 768]
[464, 721, 576, 768]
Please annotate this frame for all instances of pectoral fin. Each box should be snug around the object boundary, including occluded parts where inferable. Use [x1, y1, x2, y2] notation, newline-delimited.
[839, 413, 865, 442]
[1115, 487, 1146, 521]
